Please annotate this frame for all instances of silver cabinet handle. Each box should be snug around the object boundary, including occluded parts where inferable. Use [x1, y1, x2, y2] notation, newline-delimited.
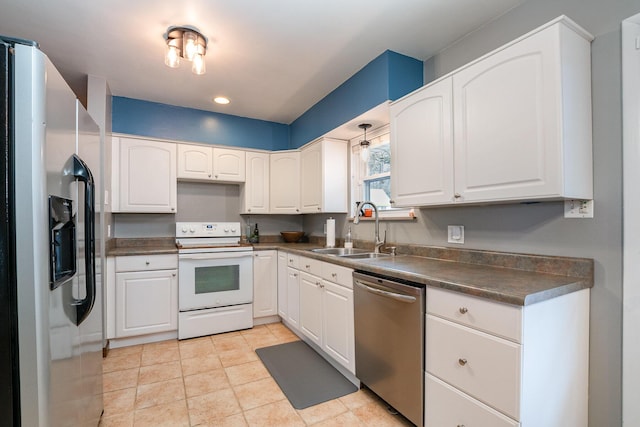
[458, 358, 468, 366]
[459, 307, 468, 314]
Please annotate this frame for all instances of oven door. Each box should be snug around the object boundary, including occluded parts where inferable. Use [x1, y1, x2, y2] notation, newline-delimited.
[178, 251, 253, 311]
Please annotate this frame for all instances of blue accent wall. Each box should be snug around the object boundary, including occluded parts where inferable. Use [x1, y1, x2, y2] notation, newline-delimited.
[111, 50, 422, 150]
[288, 50, 423, 148]
[112, 97, 290, 151]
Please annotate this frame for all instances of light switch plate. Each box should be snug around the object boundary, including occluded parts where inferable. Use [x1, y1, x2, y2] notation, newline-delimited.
[447, 225, 465, 244]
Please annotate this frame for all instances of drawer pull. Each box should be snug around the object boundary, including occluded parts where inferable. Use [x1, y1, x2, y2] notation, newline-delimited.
[458, 358, 468, 366]
[145, 261, 150, 266]
[306, 264, 311, 269]
[331, 273, 337, 278]
[459, 307, 468, 314]
[457, 425, 466, 427]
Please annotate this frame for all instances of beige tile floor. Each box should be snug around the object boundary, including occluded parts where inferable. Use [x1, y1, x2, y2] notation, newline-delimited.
[99, 322, 414, 427]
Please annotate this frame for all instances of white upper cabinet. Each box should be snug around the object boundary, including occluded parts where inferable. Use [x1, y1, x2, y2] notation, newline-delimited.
[113, 137, 177, 213]
[213, 147, 246, 182]
[241, 151, 270, 214]
[391, 16, 593, 207]
[177, 144, 245, 183]
[300, 138, 348, 213]
[270, 151, 301, 214]
[177, 144, 213, 180]
[391, 78, 454, 207]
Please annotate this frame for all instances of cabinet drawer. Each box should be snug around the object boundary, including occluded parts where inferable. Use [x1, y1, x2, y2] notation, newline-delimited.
[298, 256, 322, 276]
[321, 262, 353, 288]
[426, 315, 521, 420]
[427, 286, 522, 342]
[115, 254, 178, 272]
[286, 253, 299, 269]
[426, 373, 519, 427]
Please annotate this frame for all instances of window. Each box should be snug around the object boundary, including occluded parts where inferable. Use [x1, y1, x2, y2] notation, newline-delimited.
[350, 125, 413, 219]
[352, 130, 391, 208]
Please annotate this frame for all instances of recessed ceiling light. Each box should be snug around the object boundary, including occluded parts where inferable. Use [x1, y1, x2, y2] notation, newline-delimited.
[214, 97, 230, 105]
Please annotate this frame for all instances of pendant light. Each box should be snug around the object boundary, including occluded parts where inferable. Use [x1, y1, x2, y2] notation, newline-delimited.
[164, 26, 208, 75]
[359, 123, 372, 162]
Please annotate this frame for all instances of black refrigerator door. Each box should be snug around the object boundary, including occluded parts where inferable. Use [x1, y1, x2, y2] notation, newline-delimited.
[0, 40, 20, 425]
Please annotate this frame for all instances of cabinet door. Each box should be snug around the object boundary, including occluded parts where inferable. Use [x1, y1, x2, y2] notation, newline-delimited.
[300, 142, 322, 213]
[286, 267, 300, 330]
[115, 269, 178, 337]
[391, 77, 453, 206]
[322, 280, 355, 373]
[119, 138, 177, 212]
[270, 151, 300, 214]
[213, 147, 246, 182]
[453, 27, 561, 203]
[253, 251, 278, 318]
[277, 252, 288, 318]
[299, 272, 323, 347]
[177, 144, 213, 180]
[242, 151, 270, 214]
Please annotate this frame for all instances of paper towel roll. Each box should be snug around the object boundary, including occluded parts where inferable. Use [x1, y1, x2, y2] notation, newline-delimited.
[326, 217, 335, 248]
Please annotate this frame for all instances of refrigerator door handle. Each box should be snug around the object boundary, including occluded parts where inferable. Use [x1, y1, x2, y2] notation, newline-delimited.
[72, 154, 95, 326]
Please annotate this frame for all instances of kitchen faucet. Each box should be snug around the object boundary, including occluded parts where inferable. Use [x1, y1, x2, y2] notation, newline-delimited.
[353, 201, 386, 253]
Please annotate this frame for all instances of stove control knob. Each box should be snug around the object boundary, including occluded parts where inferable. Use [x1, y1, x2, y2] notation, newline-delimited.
[181, 227, 188, 233]
[189, 227, 195, 233]
[224, 228, 229, 232]
[231, 228, 237, 233]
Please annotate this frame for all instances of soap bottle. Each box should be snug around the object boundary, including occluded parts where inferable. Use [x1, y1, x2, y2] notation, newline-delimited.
[252, 223, 259, 243]
[344, 227, 353, 249]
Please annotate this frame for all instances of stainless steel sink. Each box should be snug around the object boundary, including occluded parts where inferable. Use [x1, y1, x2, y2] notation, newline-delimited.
[339, 252, 392, 259]
[310, 247, 369, 256]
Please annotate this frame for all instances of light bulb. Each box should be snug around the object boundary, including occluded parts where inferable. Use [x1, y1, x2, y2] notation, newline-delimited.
[192, 53, 206, 75]
[165, 45, 180, 68]
[360, 145, 370, 162]
[183, 31, 198, 61]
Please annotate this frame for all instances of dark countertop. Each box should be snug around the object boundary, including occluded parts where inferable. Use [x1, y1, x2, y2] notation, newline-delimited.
[108, 239, 593, 306]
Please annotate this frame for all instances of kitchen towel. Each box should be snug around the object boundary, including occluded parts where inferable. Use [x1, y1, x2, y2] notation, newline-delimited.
[326, 217, 335, 248]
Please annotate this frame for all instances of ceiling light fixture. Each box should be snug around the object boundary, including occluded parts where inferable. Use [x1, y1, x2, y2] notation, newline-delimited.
[214, 96, 230, 105]
[164, 25, 208, 75]
[359, 123, 372, 162]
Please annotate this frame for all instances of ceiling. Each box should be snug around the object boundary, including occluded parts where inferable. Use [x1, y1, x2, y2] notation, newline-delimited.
[0, 0, 523, 125]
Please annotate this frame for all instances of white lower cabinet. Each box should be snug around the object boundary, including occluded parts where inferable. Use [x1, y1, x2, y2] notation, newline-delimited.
[299, 271, 323, 346]
[425, 286, 589, 427]
[277, 251, 355, 374]
[298, 261, 355, 374]
[114, 255, 178, 338]
[321, 279, 354, 373]
[426, 374, 519, 427]
[253, 250, 278, 318]
[278, 252, 301, 331]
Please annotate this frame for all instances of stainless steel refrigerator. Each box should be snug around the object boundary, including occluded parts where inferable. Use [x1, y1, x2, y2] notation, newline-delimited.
[0, 37, 103, 425]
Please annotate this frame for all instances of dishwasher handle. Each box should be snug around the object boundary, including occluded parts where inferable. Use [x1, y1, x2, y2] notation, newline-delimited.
[355, 280, 417, 304]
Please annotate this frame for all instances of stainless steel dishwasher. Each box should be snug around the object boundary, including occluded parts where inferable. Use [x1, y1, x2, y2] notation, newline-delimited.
[353, 271, 425, 427]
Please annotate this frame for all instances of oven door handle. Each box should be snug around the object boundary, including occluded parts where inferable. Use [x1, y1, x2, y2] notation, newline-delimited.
[355, 280, 417, 304]
[179, 252, 254, 260]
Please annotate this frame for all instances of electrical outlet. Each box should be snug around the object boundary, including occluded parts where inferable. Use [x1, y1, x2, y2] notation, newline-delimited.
[447, 225, 465, 244]
[564, 199, 594, 218]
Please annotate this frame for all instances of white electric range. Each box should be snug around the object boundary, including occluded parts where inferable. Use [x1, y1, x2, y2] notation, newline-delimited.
[176, 222, 253, 339]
